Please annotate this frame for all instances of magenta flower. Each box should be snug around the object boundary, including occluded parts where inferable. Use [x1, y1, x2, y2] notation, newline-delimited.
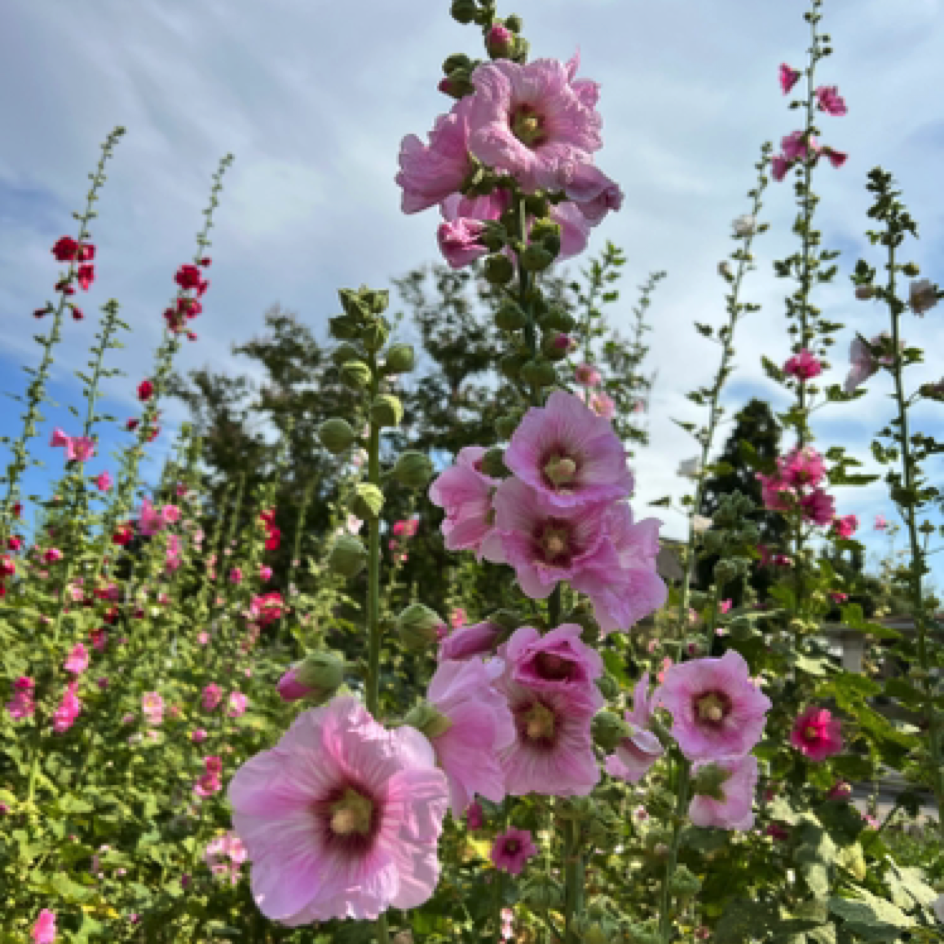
[779, 63, 801, 94]
[502, 623, 604, 709]
[467, 58, 602, 194]
[489, 827, 538, 876]
[139, 498, 166, 537]
[66, 436, 95, 462]
[6, 676, 36, 720]
[425, 658, 515, 815]
[831, 514, 858, 540]
[31, 909, 57, 944]
[396, 98, 473, 214]
[192, 728, 208, 743]
[790, 706, 843, 761]
[822, 146, 847, 169]
[428, 446, 499, 560]
[439, 620, 503, 661]
[202, 684, 223, 711]
[228, 691, 249, 718]
[495, 675, 599, 797]
[437, 217, 488, 269]
[816, 85, 847, 116]
[828, 780, 853, 800]
[654, 650, 772, 761]
[64, 642, 89, 676]
[800, 488, 835, 526]
[95, 471, 113, 492]
[781, 131, 812, 163]
[52, 681, 81, 733]
[771, 155, 791, 182]
[49, 428, 70, 448]
[466, 801, 484, 830]
[574, 363, 601, 387]
[228, 695, 449, 924]
[779, 446, 826, 489]
[688, 754, 758, 830]
[505, 391, 632, 508]
[783, 348, 821, 381]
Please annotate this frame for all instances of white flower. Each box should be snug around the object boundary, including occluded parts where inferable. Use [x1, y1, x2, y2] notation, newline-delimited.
[732, 214, 756, 237]
[909, 279, 939, 316]
[692, 515, 712, 533]
[678, 457, 703, 479]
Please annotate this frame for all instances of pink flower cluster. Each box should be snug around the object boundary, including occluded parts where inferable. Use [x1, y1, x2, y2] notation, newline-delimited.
[52, 681, 81, 733]
[783, 348, 822, 381]
[205, 831, 247, 885]
[49, 427, 95, 463]
[142, 692, 164, 726]
[164, 259, 210, 338]
[139, 498, 181, 537]
[6, 676, 36, 719]
[430, 391, 667, 634]
[397, 52, 621, 268]
[194, 755, 224, 798]
[757, 446, 838, 526]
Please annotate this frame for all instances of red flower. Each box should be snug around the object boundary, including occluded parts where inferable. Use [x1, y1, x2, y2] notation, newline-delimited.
[259, 509, 277, 527]
[137, 380, 155, 401]
[7, 536, 22, 551]
[264, 527, 281, 551]
[199, 257, 212, 267]
[77, 243, 96, 262]
[71, 307, 84, 321]
[112, 524, 134, 546]
[55, 280, 76, 296]
[0, 555, 15, 578]
[146, 426, 160, 443]
[126, 419, 140, 432]
[52, 236, 79, 261]
[77, 264, 95, 292]
[175, 264, 204, 291]
[34, 305, 52, 319]
[12, 503, 22, 518]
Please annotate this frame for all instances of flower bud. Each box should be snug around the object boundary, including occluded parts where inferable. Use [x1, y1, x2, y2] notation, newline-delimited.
[329, 316, 360, 340]
[504, 14, 522, 31]
[520, 245, 555, 272]
[499, 352, 528, 380]
[385, 343, 416, 374]
[479, 447, 508, 478]
[592, 711, 632, 752]
[442, 53, 472, 75]
[396, 603, 444, 652]
[539, 307, 576, 333]
[331, 342, 361, 366]
[450, 0, 477, 24]
[277, 652, 345, 703]
[318, 418, 357, 455]
[338, 288, 371, 321]
[855, 284, 874, 300]
[520, 359, 557, 387]
[403, 701, 453, 739]
[484, 253, 515, 285]
[902, 262, 920, 277]
[495, 301, 527, 331]
[393, 451, 434, 489]
[669, 864, 702, 900]
[370, 394, 404, 428]
[340, 360, 372, 389]
[350, 483, 384, 520]
[542, 332, 574, 361]
[486, 24, 516, 59]
[596, 673, 620, 700]
[361, 319, 390, 353]
[328, 535, 368, 578]
[524, 193, 550, 218]
[495, 414, 522, 440]
[362, 289, 389, 315]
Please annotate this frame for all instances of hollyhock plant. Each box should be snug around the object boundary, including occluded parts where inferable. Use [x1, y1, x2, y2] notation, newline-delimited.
[783, 348, 822, 380]
[654, 650, 772, 761]
[438, 620, 503, 661]
[428, 446, 499, 559]
[688, 754, 759, 831]
[800, 488, 835, 526]
[505, 390, 632, 508]
[489, 827, 538, 876]
[790, 706, 843, 761]
[423, 657, 515, 815]
[780, 63, 801, 94]
[228, 695, 449, 924]
[816, 85, 848, 116]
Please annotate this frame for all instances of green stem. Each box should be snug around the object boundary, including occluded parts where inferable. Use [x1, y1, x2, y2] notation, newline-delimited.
[658, 759, 691, 944]
[366, 352, 383, 719]
[562, 815, 584, 943]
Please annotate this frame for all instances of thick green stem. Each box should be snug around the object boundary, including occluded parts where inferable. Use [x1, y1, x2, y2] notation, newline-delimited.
[563, 816, 584, 943]
[658, 759, 691, 944]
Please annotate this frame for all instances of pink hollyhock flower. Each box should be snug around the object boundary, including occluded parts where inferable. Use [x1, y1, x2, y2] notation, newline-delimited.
[31, 909, 57, 944]
[65, 436, 95, 462]
[467, 58, 602, 194]
[250, 591, 284, 626]
[486, 23, 515, 58]
[771, 154, 792, 182]
[549, 200, 594, 259]
[228, 691, 248, 717]
[139, 498, 166, 537]
[437, 218, 488, 269]
[489, 827, 538, 876]
[6, 676, 36, 720]
[588, 392, 616, 419]
[425, 658, 515, 815]
[229, 567, 243, 585]
[606, 672, 664, 783]
[52, 681, 81, 733]
[396, 98, 473, 214]
[449, 607, 467, 630]
[816, 85, 847, 116]
[844, 336, 879, 394]
[259, 564, 273, 582]
[779, 446, 827, 489]
[43, 548, 63, 564]
[574, 363, 601, 387]
[428, 446, 499, 560]
[790, 706, 842, 761]
[198, 631, 210, 646]
[228, 695, 448, 924]
[654, 650, 772, 761]
[466, 801, 484, 830]
[800, 488, 835, 526]
[94, 471, 113, 492]
[502, 623, 604, 709]
[782, 131, 812, 162]
[757, 471, 793, 513]
[688, 754, 758, 831]
[142, 692, 164, 725]
[438, 620, 503, 661]
[494, 674, 599, 797]
[829, 591, 848, 605]
[564, 49, 601, 109]
[822, 146, 847, 169]
[162, 504, 181, 524]
[64, 643, 89, 675]
[557, 159, 623, 226]
[202, 684, 223, 711]
[505, 391, 632, 508]
[828, 780, 853, 800]
[874, 514, 887, 531]
[784, 348, 821, 381]
[779, 63, 801, 94]
[719, 599, 732, 615]
[832, 514, 858, 540]
[192, 729, 208, 743]
[50, 428, 71, 448]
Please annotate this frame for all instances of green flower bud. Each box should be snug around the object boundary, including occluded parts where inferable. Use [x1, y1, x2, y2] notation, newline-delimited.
[481, 222, 506, 252]
[370, 394, 404, 428]
[524, 193, 550, 218]
[902, 262, 920, 277]
[487, 609, 524, 633]
[362, 289, 389, 314]
[450, 0, 477, 24]
[538, 307, 576, 333]
[329, 315, 361, 340]
[396, 603, 444, 652]
[592, 712, 632, 752]
[484, 253, 515, 285]
[494, 301, 527, 331]
[385, 343, 416, 374]
[668, 864, 702, 900]
[520, 359, 557, 387]
[328, 535, 368, 578]
[520, 245, 555, 272]
[442, 53, 472, 74]
[499, 352, 529, 380]
[495, 414, 522, 440]
[350, 483, 384, 520]
[596, 673, 620, 700]
[293, 651, 346, 697]
[331, 342, 362, 367]
[340, 360, 372, 389]
[402, 701, 453, 739]
[393, 451, 434, 489]
[479, 447, 507, 478]
[318, 418, 357, 455]
[338, 288, 371, 322]
[361, 319, 390, 353]
[714, 559, 738, 585]
[573, 917, 611, 944]
[691, 761, 731, 802]
[520, 875, 562, 911]
[504, 14, 522, 31]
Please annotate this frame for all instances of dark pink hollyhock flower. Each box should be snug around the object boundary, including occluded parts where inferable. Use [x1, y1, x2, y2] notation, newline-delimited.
[822, 146, 847, 168]
[502, 623, 604, 710]
[77, 264, 95, 291]
[66, 436, 95, 463]
[800, 488, 835, 526]
[828, 780, 853, 800]
[790, 706, 842, 761]
[50, 428, 70, 448]
[771, 155, 792, 182]
[816, 85, 847, 116]
[467, 57, 603, 194]
[766, 822, 790, 841]
[438, 620, 503, 661]
[137, 380, 154, 401]
[396, 97, 473, 214]
[779, 63, 801, 94]
[490, 827, 538, 875]
[52, 236, 79, 261]
[505, 390, 632, 508]
[781, 131, 812, 162]
[831, 514, 858, 540]
[783, 348, 822, 380]
[829, 591, 849, 605]
[778, 446, 826, 489]
[52, 681, 81, 733]
[437, 218, 488, 269]
[654, 650, 772, 762]
[64, 643, 89, 675]
[466, 800, 484, 830]
[428, 446, 499, 560]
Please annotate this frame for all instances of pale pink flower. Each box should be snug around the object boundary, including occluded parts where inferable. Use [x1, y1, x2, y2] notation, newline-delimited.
[816, 85, 847, 116]
[439, 620, 503, 661]
[845, 336, 879, 394]
[437, 218, 488, 269]
[489, 827, 538, 876]
[467, 58, 602, 194]
[874, 514, 887, 531]
[779, 63, 801, 94]
[202, 684, 223, 711]
[227, 691, 248, 718]
[574, 363, 601, 387]
[162, 504, 181, 524]
[228, 695, 448, 924]
[198, 631, 210, 646]
[606, 671, 664, 783]
[428, 446, 499, 560]
[64, 642, 89, 675]
[52, 681, 81, 733]
[95, 471, 113, 491]
[142, 691, 164, 726]
[654, 650, 772, 761]
[66, 436, 95, 462]
[426, 658, 515, 815]
[790, 706, 842, 761]
[910, 278, 939, 316]
[32, 909, 57, 944]
[588, 392, 615, 419]
[784, 348, 821, 381]
[688, 754, 758, 830]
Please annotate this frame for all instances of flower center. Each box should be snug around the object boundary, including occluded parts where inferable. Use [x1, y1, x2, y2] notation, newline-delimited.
[504, 839, 520, 854]
[543, 455, 578, 488]
[329, 788, 374, 837]
[534, 652, 573, 681]
[695, 692, 731, 725]
[511, 105, 547, 147]
[540, 525, 571, 563]
[524, 701, 556, 741]
[804, 725, 820, 741]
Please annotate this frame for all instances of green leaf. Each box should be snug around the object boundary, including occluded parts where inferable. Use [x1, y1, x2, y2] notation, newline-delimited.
[828, 890, 913, 941]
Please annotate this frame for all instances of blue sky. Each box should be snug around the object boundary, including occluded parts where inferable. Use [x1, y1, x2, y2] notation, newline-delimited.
[1, 0, 943, 586]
